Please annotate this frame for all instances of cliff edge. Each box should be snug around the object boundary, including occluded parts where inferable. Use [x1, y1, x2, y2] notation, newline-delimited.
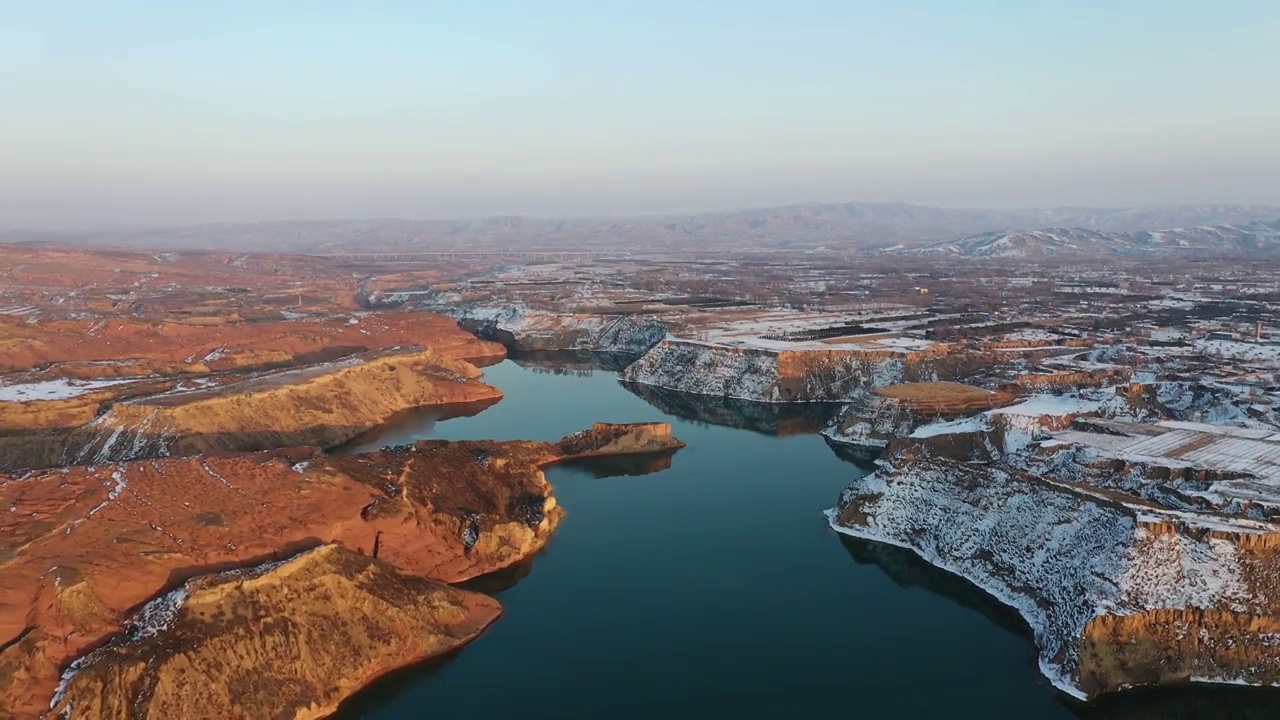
[48, 545, 502, 720]
[829, 403, 1280, 699]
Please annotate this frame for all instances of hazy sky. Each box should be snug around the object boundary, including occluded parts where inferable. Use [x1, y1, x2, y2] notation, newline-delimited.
[3, 1, 1279, 229]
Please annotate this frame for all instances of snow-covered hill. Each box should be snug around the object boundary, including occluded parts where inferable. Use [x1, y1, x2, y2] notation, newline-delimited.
[828, 385, 1280, 699]
[14, 204, 1280, 254]
[886, 221, 1280, 259]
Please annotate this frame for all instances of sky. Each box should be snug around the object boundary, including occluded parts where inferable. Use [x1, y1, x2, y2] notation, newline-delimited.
[3, 0, 1279, 230]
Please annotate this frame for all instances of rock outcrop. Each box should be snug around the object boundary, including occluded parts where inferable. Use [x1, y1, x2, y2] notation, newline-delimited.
[1, 348, 502, 471]
[620, 339, 927, 402]
[0, 443, 553, 717]
[555, 422, 685, 458]
[48, 545, 502, 720]
[450, 304, 672, 354]
[73, 347, 500, 463]
[829, 406, 1280, 699]
[821, 382, 1015, 451]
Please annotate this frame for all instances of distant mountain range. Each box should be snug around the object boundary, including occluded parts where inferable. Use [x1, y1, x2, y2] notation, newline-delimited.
[875, 220, 1280, 259]
[5, 202, 1280, 255]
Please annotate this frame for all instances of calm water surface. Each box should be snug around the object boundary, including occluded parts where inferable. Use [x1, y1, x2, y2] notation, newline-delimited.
[338, 359, 1279, 719]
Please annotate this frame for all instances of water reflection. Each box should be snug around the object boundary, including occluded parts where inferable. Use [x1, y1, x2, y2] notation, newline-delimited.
[621, 381, 846, 437]
[509, 350, 641, 374]
[330, 398, 501, 454]
[1077, 684, 1280, 719]
[838, 535, 1030, 639]
[557, 449, 679, 478]
[331, 651, 461, 720]
[822, 437, 881, 472]
[457, 556, 536, 595]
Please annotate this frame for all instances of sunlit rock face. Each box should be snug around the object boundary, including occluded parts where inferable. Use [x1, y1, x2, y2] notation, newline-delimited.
[48, 545, 504, 720]
[63, 348, 502, 464]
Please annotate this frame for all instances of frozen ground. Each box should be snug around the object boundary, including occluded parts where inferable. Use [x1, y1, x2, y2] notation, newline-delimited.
[0, 378, 132, 402]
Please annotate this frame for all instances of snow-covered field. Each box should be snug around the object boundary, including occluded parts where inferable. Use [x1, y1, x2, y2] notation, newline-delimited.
[1195, 339, 1280, 367]
[690, 309, 948, 353]
[0, 378, 131, 402]
[1057, 422, 1280, 492]
[990, 394, 1105, 418]
[997, 328, 1072, 343]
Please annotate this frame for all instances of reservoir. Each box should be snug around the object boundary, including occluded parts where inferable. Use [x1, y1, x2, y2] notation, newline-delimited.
[338, 357, 1278, 719]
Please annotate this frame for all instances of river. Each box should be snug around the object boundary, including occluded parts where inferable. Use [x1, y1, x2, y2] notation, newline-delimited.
[336, 357, 1280, 719]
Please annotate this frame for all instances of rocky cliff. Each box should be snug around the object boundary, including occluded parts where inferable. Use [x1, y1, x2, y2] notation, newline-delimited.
[451, 304, 671, 354]
[821, 382, 1015, 452]
[1, 348, 501, 471]
[621, 339, 920, 402]
[829, 405, 1280, 699]
[47, 545, 502, 720]
[555, 422, 685, 457]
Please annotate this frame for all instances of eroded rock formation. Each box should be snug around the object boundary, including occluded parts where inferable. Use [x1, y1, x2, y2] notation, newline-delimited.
[619, 339, 940, 402]
[821, 381, 1016, 451]
[68, 348, 501, 465]
[555, 422, 685, 458]
[443, 304, 672, 354]
[0, 348, 502, 472]
[48, 545, 502, 720]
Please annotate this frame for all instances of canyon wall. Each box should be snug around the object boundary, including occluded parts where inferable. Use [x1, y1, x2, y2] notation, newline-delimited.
[453, 305, 671, 354]
[2, 349, 501, 471]
[621, 339, 925, 402]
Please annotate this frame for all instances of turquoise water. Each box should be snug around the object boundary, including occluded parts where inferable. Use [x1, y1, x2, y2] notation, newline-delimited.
[337, 359, 1279, 719]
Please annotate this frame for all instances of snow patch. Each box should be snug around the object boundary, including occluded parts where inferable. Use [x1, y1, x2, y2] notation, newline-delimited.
[0, 378, 130, 402]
